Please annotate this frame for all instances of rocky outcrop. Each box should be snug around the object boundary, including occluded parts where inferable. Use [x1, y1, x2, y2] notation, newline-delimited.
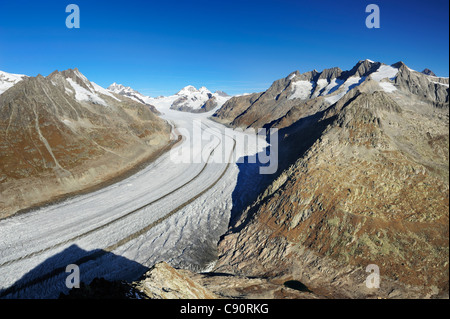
[132, 262, 217, 299]
[422, 68, 436, 76]
[342, 59, 381, 78]
[61, 262, 319, 299]
[107, 82, 154, 107]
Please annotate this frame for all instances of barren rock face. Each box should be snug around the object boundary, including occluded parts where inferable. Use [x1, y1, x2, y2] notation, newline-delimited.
[213, 61, 449, 298]
[393, 62, 449, 105]
[0, 69, 171, 218]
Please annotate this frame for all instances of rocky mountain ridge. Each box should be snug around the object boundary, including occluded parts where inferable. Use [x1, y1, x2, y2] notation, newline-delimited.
[108, 83, 231, 113]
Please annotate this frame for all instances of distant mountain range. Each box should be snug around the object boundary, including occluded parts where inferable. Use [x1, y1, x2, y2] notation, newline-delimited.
[107, 83, 231, 113]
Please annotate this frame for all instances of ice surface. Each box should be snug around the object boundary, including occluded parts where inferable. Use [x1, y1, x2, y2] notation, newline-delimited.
[288, 80, 313, 100]
[371, 65, 398, 82]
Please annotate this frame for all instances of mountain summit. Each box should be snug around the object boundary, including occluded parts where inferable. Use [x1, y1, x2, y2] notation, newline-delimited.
[171, 85, 229, 112]
[107, 82, 151, 105]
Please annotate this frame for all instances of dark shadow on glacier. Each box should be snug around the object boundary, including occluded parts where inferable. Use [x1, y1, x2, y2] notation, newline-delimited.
[0, 244, 148, 299]
[228, 108, 339, 234]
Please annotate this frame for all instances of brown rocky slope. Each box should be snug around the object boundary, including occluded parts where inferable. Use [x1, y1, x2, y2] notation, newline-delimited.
[0, 69, 172, 219]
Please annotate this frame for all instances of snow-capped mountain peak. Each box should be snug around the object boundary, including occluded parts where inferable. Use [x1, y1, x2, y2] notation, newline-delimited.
[0, 70, 28, 95]
[170, 85, 229, 112]
[175, 85, 212, 96]
[108, 82, 125, 91]
[106, 82, 153, 105]
[108, 82, 141, 95]
[177, 85, 199, 95]
[198, 86, 211, 94]
[44, 68, 121, 107]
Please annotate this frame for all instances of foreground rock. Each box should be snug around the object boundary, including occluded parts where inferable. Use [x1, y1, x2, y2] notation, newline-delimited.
[132, 262, 217, 299]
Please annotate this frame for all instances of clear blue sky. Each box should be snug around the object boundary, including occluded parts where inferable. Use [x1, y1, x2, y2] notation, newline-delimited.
[0, 0, 448, 96]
